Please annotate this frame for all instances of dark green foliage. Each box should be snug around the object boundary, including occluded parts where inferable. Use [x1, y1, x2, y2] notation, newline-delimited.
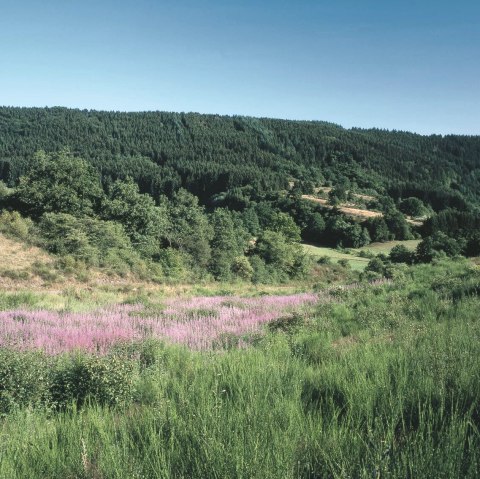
[50, 353, 137, 409]
[209, 208, 247, 280]
[367, 216, 392, 242]
[384, 210, 413, 240]
[399, 196, 427, 217]
[1, 107, 479, 210]
[0, 106, 479, 281]
[325, 215, 371, 247]
[38, 213, 146, 274]
[268, 211, 302, 242]
[254, 230, 309, 280]
[102, 178, 167, 257]
[328, 185, 347, 205]
[416, 232, 465, 263]
[389, 244, 414, 263]
[466, 232, 480, 257]
[423, 208, 480, 238]
[14, 150, 103, 217]
[275, 197, 326, 243]
[365, 257, 386, 274]
[164, 189, 213, 270]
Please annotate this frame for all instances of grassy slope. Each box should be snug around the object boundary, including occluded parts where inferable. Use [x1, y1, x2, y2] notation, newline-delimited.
[304, 240, 421, 271]
[357, 239, 421, 255]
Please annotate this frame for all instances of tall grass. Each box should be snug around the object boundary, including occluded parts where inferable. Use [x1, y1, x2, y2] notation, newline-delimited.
[0, 260, 479, 478]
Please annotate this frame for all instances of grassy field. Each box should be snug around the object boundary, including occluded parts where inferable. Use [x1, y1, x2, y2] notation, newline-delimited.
[304, 240, 421, 271]
[0, 260, 479, 478]
[303, 244, 370, 271]
[356, 239, 421, 255]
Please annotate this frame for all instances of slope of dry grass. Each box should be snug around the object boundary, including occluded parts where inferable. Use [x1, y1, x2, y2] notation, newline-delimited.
[301, 195, 382, 219]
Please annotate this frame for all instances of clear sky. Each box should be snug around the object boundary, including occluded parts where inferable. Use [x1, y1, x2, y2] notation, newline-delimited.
[1, 0, 479, 135]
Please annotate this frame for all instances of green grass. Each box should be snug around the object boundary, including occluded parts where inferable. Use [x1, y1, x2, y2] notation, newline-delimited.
[304, 240, 421, 271]
[355, 239, 421, 255]
[0, 260, 479, 478]
[303, 244, 370, 271]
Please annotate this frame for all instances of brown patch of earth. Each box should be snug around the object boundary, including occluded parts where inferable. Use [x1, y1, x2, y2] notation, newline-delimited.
[301, 195, 382, 219]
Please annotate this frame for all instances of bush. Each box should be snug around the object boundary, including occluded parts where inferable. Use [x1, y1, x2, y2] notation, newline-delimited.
[50, 353, 138, 409]
[317, 255, 332, 265]
[0, 350, 50, 415]
[358, 250, 375, 259]
[231, 256, 254, 281]
[38, 213, 151, 277]
[389, 244, 414, 264]
[338, 259, 350, 269]
[416, 232, 465, 263]
[157, 247, 189, 281]
[0, 211, 35, 241]
[399, 197, 427, 217]
[365, 257, 385, 274]
[254, 230, 309, 280]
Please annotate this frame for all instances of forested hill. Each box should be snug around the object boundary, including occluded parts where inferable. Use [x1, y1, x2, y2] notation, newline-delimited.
[1, 106, 479, 210]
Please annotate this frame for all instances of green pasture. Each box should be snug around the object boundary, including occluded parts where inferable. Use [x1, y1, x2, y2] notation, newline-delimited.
[355, 239, 421, 255]
[304, 240, 421, 271]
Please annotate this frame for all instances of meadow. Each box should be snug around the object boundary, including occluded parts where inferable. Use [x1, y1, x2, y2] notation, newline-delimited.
[0, 259, 479, 478]
[303, 240, 421, 271]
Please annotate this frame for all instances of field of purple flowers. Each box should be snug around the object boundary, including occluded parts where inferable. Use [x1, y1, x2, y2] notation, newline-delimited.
[0, 293, 321, 354]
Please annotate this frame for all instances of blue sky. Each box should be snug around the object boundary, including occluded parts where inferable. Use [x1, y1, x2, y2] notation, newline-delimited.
[1, 0, 479, 134]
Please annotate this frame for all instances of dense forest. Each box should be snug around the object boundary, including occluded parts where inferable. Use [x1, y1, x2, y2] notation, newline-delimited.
[0, 106, 479, 282]
[1, 107, 480, 206]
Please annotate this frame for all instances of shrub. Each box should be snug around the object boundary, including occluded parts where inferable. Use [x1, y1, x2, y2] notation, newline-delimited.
[416, 232, 465, 263]
[231, 256, 254, 281]
[365, 257, 385, 274]
[0, 211, 35, 241]
[338, 259, 350, 268]
[389, 244, 414, 264]
[0, 350, 50, 415]
[399, 197, 427, 217]
[317, 255, 332, 265]
[50, 353, 138, 409]
[358, 250, 375, 259]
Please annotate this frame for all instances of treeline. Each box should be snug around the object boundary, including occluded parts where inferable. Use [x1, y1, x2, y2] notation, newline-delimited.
[1, 107, 479, 210]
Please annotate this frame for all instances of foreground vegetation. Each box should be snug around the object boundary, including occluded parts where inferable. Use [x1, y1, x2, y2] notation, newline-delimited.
[0, 107, 479, 477]
[1, 259, 479, 478]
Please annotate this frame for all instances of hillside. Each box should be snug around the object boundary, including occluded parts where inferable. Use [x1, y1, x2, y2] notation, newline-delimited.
[1, 107, 479, 210]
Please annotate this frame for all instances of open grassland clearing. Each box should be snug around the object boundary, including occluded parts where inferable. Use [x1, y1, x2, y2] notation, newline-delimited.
[0, 260, 479, 477]
[304, 240, 421, 270]
[303, 243, 370, 271]
[356, 239, 421, 255]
